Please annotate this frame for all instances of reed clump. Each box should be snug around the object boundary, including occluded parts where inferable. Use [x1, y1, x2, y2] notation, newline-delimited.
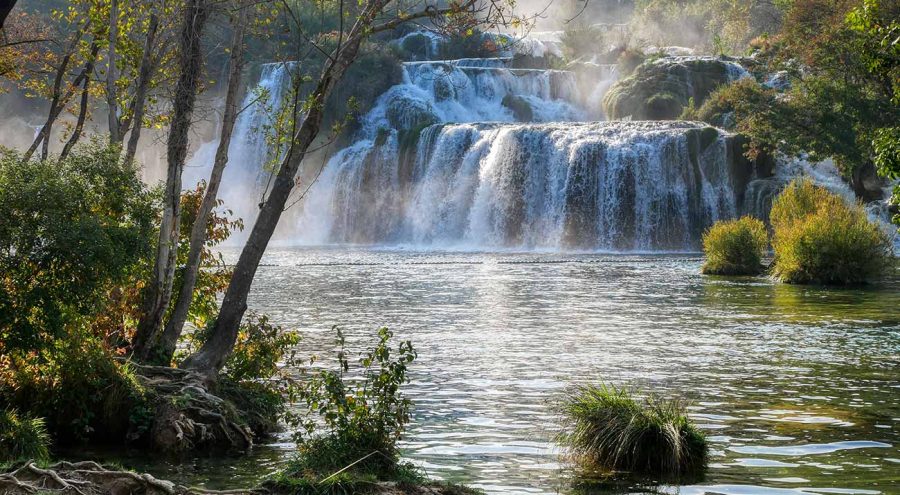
[558, 383, 707, 477]
[0, 409, 50, 462]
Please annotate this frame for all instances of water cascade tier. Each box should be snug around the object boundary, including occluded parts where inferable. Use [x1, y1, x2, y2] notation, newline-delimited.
[194, 31, 894, 251]
[298, 121, 739, 251]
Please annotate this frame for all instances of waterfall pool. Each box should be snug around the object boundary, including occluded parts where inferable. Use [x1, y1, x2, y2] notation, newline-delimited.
[75, 248, 900, 494]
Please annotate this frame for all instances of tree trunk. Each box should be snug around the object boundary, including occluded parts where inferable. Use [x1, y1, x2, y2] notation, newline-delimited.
[180, 3, 383, 375]
[132, 0, 210, 364]
[0, 0, 18, 32]
[24, 26, 83, 162]
[154, 3, 248, 364]
[106, 0, 120, 143]
[59, 41, 100, 160]
[123, 12, 159, 164]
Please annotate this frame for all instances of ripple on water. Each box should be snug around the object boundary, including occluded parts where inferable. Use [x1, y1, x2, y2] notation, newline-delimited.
[120, 250, 900, 493]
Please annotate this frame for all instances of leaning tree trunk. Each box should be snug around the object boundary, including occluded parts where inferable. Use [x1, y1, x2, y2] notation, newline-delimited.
[123, 12, 159, 165]
[106, 0, 120, 143]
[133, 0, 210, 364]
[59, 41, 101, 160]
[180, 2, 385, 376]
[154, 3, 248, 364]
[0, 1, 17, 31]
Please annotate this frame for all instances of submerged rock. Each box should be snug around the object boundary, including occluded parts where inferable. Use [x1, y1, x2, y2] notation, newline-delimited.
[602, 56, 752, 120]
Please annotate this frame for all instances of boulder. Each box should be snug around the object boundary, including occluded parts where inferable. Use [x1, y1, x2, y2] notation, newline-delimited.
[602, 56, 751, 120]
[502, 94, 534, 121]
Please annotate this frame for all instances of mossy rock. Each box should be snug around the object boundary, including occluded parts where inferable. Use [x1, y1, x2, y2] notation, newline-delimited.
[385, 92, 439, 131]
[398, 33, 433, 60]
[603, 56, 748, 120]
[502, 95, 534, 121]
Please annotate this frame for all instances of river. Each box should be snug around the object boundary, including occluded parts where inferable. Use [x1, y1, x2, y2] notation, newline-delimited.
[81, 248, 899, 494]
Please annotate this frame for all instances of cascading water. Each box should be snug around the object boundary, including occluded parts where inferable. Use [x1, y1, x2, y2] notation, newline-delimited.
[299, 121, 737, 250]
[183, 62, 295, 236]
[290, 39, 739, 251]
[193, 30, 893, 252]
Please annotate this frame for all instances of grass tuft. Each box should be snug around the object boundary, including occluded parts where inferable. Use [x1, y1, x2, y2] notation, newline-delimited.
[0, 409, 51, 462]
[557, 383, 707, 477]
[702, 216, 769, 275]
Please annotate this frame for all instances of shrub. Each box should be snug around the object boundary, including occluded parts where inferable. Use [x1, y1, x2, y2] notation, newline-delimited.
[284, 327, 416, 481]
[0, 144, 155, 356]
[558, 383, 707, 477]
[0, 323, 153, 446]
[560, 23, 605, 61]
[702, 217, 769, 275]
[770, 179, 893, 284]
[0, 410, 50, 462]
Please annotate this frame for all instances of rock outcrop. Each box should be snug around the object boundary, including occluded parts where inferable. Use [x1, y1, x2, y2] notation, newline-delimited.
[602, 56, 751, 120]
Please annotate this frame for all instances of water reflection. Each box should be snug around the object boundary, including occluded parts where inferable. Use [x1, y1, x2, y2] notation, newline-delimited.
[112, 249, 900, 494]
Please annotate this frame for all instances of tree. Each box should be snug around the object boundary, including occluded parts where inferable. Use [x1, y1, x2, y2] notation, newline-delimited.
[717, 0, 900, 200]
[149, 0, 250, 364]
[132, 0, 211, 362]
[17, 0, 175, 162]
[0, 144, 155, 356]
[0, 1, 17, 31]
[181, 0, 522, 375]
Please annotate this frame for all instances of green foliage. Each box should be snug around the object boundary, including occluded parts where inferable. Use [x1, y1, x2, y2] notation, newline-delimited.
[0, 410, 51, 462]
[286, 327, 416, 480]
[560, 23, 605, 62]
[691, 78, 764, 128]
[702, 217, 769, 275]
[437, 29, 501, 60]
[0, 324, 153, 445]
[615, 48, 646, 77]
[181, 312, 300, 436]
[558, 383, 707, 477]
[221, 312, 300, 383]
[770, 180, 893, 284]
[173, 183, 243, 332]
[727, 0, 900, 179]
[633, 0, 786, 52]
[0, 143, 155, 356]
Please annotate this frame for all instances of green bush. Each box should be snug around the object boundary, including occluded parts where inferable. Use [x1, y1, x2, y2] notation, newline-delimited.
[558, 383, 707, 477]
[770, 180, 893, 284]
[0, 409, 50, 462]
[0, 143, 155, 356]
[0, 325, 153, 446]
[284, 327, 416, 482]
[702, 216, 769, 275]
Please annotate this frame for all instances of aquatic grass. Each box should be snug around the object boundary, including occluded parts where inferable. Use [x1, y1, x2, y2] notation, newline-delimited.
[0, 409, 51, 462]
[770, 179, 893, 284]
[557, 384, 707, 477]
[702, 216, 769, 275]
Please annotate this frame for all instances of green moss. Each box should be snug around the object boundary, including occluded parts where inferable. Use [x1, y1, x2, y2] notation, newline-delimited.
[501, 94, 534, 121]
[645, 92, 682, 119]
[702, 216, 769, 276]
[603, 57, 742, 120]
[558, 383, 707, 477]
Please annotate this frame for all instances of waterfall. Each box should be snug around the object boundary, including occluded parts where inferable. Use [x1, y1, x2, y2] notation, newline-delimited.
[297, 121, 737, 251]
[183, 62, 295, 237]
[194, 39, 786, 251]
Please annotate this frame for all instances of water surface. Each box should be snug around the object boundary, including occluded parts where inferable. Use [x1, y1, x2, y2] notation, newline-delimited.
[105, 248, 900, 494]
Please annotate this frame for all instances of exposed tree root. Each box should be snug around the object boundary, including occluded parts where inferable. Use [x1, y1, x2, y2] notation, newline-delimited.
[129, 362, 255, 453]
[0, 460, 180, 494]
[0, 461, 478, 495]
